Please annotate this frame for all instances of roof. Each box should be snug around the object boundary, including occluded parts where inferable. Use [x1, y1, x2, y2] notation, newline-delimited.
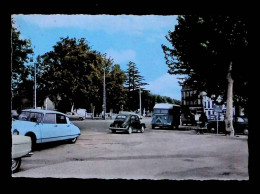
[22, 109, 66, 116]
[153, 103, 180, 109]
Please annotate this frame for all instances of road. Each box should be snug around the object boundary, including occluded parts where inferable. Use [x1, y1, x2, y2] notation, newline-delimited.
[12, 117, 249, 180]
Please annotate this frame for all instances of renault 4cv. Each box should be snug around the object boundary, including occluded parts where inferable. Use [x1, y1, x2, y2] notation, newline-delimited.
[109, 112, 146, 134]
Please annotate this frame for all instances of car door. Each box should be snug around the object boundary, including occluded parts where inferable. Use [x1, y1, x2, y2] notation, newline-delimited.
[40, 113, 70, 143]
[56, 114, 71, 138]
[130, 115, 136, 129]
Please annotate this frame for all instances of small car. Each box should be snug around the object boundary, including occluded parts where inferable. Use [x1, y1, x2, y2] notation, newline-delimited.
[66, 112, 85, 121]
[207, 116, 248, 135]
[109, 112, 146, 134]
[12, 135, 33, 173]
[12, 109, 81, 149]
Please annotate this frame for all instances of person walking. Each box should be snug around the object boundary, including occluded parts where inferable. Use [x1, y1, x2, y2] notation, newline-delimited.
[197, 112, 208, 134]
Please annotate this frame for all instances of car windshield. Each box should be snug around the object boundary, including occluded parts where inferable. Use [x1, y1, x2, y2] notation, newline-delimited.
[154, 109, 168, 114]
[115, 115, 129, 120]
[18, 111, 43, 122]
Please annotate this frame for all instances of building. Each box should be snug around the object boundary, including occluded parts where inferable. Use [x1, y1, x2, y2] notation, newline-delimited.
[181, 85, 235, 121]
[181, 85, 204, 115]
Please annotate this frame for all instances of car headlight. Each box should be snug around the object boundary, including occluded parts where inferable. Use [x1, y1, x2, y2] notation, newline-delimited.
[13, 129, 19, 135]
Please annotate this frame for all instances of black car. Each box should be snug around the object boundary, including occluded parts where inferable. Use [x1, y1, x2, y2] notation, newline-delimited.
[109, 112, 146, 134]
[207, 116, 248, 135]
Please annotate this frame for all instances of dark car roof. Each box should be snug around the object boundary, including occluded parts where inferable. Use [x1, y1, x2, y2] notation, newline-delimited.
[118, 111, 139, 117]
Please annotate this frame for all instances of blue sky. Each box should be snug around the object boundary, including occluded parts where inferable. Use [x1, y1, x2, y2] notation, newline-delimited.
[12, 14, 182, 100]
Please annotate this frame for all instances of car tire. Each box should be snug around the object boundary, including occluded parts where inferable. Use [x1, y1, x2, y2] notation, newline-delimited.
[140, 126, 145, 133]
[152, 125, 155, 129]
[210, 127, 216, 133]
[128, 126, 133, 134]
[79, 117, 83, 121]
[26, 133, 36, 151]
[243, 129, 248, 135]
[12, 158, 21, 173]
[111, 129, 116, 133]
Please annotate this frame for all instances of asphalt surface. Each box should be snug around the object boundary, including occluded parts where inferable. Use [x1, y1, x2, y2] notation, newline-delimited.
[12, 117, 249, 180]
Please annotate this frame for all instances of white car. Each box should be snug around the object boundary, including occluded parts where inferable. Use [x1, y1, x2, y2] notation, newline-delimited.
[12, 135, 33, 173]
[66, 112, 85, 121]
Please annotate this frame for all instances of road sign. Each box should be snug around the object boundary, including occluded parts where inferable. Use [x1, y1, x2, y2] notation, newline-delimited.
[214, 105, 222, 112]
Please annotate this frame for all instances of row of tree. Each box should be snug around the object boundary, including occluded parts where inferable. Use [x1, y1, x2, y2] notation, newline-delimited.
[162, 15, 248, 135]
[11, 19, 180, 115]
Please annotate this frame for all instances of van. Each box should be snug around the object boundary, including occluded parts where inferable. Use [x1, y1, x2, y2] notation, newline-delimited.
[151, 103, 180, 129]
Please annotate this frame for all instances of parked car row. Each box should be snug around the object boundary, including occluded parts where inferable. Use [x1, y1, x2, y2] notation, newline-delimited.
[206, 116, 248, 135]
[11, 109, 81, 173]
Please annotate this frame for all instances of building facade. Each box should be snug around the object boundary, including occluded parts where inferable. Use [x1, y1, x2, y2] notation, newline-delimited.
[181, 85, 234, 121]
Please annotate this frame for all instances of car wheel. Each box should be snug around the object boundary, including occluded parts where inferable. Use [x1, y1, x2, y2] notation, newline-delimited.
[152, 125, 155, 129]
[140, 126, 145, 133]
[210, 127, 216, 133]
[243, 129, 248, 135]
[69, 137, 78, 144]
[128, 126, 133, 134]
[12, 158, 21, 173]
[111, 129, 116, 133]
[26, 133, 36, 151]
[79, 117, 83, 121]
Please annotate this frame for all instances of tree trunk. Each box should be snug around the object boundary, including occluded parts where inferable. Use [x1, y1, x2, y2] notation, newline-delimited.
[225, 61, 235, 136]
[71, 103, 74, 112]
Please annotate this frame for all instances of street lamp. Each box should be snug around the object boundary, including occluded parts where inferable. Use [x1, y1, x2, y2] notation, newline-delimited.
[139, 87, 141, 117]
[34, 61, 37, 109]
[103, 63, 106, 120]
[30, 55, 36, 109]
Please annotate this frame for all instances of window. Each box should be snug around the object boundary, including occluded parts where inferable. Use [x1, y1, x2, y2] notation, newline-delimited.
[56, 114, 67, 124]
[43, 113, 56, 124]
[131, 115, 136, 121]
[161, 109, 168, 114]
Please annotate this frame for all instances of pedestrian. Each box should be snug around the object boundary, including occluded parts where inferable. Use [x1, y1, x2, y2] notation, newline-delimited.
[196, 112, 208, 134]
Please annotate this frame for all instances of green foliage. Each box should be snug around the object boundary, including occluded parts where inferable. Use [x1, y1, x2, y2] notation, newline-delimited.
[125, 61, 148, 111]
[11, 18, 34, 109]
[162, 15, 248, 108]
[106, 64, 127, 113]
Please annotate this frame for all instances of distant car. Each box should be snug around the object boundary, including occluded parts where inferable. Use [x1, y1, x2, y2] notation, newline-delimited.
[207, 116, 248, 135]
[11, 110, 19, 119]
[12, 135, 33, 173]
[12, 109, 81, 149]
[66, 112, 85, 121]
[109, 112, 146, 134]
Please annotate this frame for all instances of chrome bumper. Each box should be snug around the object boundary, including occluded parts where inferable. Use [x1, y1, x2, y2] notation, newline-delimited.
[109, 127, 128, 131]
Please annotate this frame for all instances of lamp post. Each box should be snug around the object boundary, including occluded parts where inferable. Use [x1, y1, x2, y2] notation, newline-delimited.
[34, 61, 37, 109]
[103, 63, 106, 120]
[139, 87, 141, 117]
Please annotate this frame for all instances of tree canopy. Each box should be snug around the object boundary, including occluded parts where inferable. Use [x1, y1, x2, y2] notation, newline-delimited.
[162, 15, 248, 112]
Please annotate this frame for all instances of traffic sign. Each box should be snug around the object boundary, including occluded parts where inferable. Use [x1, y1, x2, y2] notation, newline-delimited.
[214, 105, 222, 112]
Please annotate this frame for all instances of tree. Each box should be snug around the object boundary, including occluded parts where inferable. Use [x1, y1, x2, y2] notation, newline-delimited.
[125, 61, 148, 111]
[37, 37, 106, 113]
[162, 16, 248, 136]
[106, 64, 127, 113]
[11, 18, 34, 109]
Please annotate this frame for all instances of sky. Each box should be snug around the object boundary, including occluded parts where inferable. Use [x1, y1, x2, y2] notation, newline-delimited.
[12, 14, 182, 100]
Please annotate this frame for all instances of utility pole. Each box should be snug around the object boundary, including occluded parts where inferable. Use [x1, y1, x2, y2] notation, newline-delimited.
[103, 63, 106, 120]
[139, 87, 141, 117]
[34, 61, 37, 109]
